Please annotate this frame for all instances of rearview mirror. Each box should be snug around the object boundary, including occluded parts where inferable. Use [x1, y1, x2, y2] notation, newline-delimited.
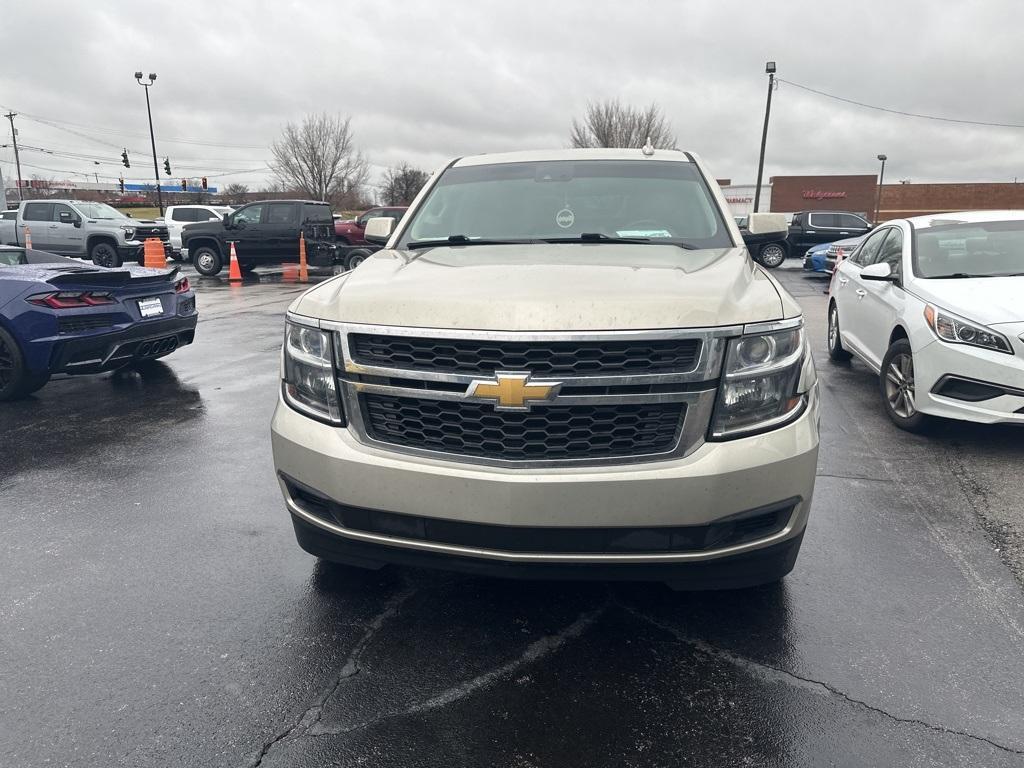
[364, 216, 395, 245]
[860, 262, 897, 282]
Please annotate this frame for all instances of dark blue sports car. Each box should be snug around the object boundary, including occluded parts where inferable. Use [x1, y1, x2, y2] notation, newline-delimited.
[0, 245, 198, 401]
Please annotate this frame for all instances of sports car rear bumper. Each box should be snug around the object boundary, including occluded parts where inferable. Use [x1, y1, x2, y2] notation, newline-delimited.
[47, 314, 197, 374]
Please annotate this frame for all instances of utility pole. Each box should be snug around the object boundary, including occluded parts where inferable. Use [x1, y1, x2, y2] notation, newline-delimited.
[134, 72, 164, 215]
[874, 154, 888, 223]
[4, 112, 24, 201]
[753, 61, 776, 214]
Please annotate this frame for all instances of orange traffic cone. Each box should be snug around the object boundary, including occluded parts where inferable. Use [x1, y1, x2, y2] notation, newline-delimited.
[24, 226, 32, 250]
[298, 232, 309, 283]
[143, 238, 167, 269]
[228, 242, 243, 281]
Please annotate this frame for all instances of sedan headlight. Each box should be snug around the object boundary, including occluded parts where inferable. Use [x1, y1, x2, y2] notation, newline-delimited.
[282, 320, 344, 424]
[923, 305, 1013, 354]
[711, 321, 808, 439]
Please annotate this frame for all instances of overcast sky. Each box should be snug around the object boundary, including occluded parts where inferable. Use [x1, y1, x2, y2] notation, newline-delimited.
[2, 0, 1023, 198]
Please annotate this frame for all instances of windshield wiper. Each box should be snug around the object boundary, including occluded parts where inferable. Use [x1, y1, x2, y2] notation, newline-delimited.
[543, 233, 699, 250]
[406, 235, 534, 250]
[929, 272, 1000, 279]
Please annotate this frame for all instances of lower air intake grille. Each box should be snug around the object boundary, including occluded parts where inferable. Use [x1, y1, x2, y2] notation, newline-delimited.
[361, 394, 684, 461]
[57, 314, 119, 334]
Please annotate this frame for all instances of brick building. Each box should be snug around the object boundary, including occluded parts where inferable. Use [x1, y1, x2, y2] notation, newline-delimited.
[876, 182, 1024, 219]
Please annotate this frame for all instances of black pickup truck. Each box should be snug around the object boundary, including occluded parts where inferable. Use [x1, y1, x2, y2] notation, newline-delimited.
[181, 199, 336, 276]
[741, 210, 872, 268]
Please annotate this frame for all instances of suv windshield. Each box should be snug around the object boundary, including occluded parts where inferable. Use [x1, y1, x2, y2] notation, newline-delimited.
[398, 159, 732, 250]
[73, 202, 126, 219]
[914, 220, 1024, 278]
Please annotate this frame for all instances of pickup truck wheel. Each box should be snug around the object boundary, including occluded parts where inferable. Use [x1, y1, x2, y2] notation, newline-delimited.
[0, 328, 49, 401]
[90, 241, 122, 268]
[827, 304, 852, 362]
[346, 249, 372, 270]
[757, 242, 786, 269]
[192, 246, 223, 276]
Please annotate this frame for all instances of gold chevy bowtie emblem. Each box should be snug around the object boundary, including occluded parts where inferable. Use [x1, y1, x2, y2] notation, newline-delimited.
[466, 372, 562, 411]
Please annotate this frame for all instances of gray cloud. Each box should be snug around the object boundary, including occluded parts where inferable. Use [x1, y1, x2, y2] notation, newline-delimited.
[2, 0, 1023, 197]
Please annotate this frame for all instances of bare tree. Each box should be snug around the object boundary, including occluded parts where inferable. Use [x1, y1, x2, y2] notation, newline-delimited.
[270, 113, 369, 202]
[222, 183, 249, 204]
[380, 163, 430, 206]
[570, 100, 676, 150]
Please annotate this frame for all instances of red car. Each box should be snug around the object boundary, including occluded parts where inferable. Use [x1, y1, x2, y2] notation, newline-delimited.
[334, 207, 407, 245]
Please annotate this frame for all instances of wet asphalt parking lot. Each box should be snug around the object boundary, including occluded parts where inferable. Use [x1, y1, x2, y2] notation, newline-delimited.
[2, 260, 1024, 767]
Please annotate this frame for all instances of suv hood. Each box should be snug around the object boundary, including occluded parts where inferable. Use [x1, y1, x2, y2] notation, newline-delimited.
[916, 276, 1024, 326]
[292, 244, 794, 331]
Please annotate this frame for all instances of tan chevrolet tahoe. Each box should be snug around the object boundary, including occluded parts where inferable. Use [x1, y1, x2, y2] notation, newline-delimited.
[271, 148, 819, 589]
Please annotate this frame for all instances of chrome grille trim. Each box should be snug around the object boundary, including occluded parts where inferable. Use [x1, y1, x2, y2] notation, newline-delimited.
[303, 319, 739, 468]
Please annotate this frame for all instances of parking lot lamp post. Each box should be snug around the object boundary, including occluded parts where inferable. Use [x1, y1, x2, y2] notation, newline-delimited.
[753, 61, 776, 213]
[874, 154, 888, 223]
[134, 72, 164, 216]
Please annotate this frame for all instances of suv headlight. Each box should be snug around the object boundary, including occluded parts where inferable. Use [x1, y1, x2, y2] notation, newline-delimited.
[711, 321, 808, 439]
[282, 320, 344, 424]
[924, 305, 1013, 354]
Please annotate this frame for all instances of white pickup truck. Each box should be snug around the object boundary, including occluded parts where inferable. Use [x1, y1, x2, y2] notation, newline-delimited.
[271, 148, 819, 590]
[0, 200, 171, 267]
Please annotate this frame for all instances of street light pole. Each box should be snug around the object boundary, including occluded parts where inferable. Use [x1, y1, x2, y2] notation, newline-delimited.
[874, 154, 888, 223]
[753, 61, 776, 214]
[135, 72, 164, 216]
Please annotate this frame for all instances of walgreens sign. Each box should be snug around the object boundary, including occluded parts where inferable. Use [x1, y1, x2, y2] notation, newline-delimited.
[802, 190, 848, 200]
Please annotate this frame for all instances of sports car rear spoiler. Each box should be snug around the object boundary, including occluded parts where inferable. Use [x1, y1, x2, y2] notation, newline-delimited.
[46, 266, 180, 288]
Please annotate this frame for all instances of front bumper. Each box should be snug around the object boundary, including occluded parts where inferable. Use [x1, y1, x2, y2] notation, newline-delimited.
[915, 334, 1024, 424]
[271, 385, 820, 582]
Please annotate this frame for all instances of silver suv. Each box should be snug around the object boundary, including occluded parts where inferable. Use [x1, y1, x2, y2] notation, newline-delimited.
[271, 148, 819, 589]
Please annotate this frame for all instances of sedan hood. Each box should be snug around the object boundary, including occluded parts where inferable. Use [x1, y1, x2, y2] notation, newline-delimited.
[292, 244, 793, 331]
[915, 276, 1024, 326]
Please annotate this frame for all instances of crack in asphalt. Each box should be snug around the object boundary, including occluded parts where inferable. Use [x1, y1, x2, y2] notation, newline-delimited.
[815, 472, 891, 483]
[624, 605, 1024, 756]
[307, 604, 606, 739]
[245, 584, 418, 768]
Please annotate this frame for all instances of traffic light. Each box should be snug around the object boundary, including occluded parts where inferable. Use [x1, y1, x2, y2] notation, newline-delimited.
[181, 179, 187, 191]
[163, 158, 172, 176]
[201, 176, 208, 190]
[121, 149, 130, 168]
[118, 177, 125, 193]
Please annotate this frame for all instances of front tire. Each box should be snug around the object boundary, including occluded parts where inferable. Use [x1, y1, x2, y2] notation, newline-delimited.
[757, 242, 787, 269]
[345, 249, 372, 271]
[90, 241, 122, 268]
[880, 339, 932, 433]
[827, 303, 852, 361]
[0, 327, 50, 401]
[192, 245, 223, 276]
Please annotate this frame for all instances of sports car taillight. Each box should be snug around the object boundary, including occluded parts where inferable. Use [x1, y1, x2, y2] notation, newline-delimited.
[28, 291, 116, 309]
[175, 277, 190, 294]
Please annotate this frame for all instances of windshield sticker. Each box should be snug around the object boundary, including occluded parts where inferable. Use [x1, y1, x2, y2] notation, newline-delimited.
[555, 208, 575, 229]
[616, 229, 672, 238]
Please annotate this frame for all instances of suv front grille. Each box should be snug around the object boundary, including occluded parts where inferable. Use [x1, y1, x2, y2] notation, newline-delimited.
[361, 394, 684, 461]
[349, 334, 701, 377]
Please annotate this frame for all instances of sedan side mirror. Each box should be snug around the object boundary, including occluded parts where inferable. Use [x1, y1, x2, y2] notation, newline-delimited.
[364, 216, 395, 245]
[860, 262, 897, 282]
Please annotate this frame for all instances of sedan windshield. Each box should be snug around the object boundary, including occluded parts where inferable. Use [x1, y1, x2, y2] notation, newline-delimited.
[398, 159, 732, 250]
[74, 202, 126, 219]
[914, 220, 1024, 278]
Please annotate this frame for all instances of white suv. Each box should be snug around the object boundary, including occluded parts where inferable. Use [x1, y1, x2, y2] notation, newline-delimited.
[828, 210, 1024, 431]
[164, 205, 233, 258]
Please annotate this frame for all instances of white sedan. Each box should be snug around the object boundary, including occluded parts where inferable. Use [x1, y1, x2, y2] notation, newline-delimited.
[827, 210, 1024, 431]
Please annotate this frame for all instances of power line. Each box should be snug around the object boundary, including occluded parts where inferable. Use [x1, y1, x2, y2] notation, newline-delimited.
[777, 78, 1024, 129]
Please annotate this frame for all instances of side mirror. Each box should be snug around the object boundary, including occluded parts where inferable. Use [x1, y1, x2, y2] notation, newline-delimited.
[860, 262, 897, 282]
[364, 216, 395, 245]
